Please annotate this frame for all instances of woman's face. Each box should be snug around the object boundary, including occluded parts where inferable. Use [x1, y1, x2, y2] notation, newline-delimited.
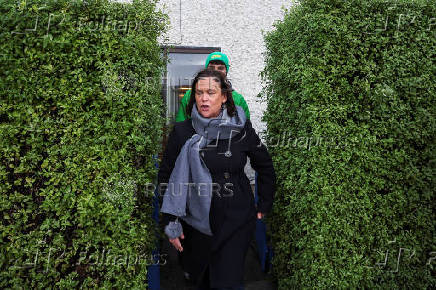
[195, 77, 227, 118]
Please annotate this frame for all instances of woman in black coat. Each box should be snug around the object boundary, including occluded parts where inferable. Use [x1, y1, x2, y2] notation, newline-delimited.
[158, 69, 276, 290]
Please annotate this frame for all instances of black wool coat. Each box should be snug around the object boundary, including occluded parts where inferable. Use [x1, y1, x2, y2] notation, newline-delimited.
[158, 118, 276, 288]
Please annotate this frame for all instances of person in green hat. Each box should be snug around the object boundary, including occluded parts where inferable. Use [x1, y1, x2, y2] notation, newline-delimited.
[175, 52, 250, 122]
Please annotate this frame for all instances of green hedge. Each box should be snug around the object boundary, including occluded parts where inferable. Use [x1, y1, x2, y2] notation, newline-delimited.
[262, 0, 435, 288]
[0, 0, 166, 287]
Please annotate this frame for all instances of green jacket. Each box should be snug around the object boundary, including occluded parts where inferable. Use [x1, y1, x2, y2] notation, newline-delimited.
[175, 89, 250, 122]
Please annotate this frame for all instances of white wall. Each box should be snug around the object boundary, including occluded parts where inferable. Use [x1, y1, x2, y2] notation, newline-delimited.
[158, 0, 293, 134]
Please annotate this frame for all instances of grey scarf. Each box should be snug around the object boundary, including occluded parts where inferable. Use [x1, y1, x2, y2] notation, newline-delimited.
[161, 105, 247, 238]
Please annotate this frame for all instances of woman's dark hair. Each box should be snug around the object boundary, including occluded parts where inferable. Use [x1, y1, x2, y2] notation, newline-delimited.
[186, 69, 236, 117]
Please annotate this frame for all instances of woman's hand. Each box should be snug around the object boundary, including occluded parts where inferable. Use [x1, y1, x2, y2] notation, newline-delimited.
[257, 212, 265, 219]
[169, 232, 185, 252]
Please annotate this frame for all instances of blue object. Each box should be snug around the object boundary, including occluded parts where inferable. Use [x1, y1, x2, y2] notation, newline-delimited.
[147, 154, 161, 290]
[147, 248, 160, 290]
[254, 172, 273, 272]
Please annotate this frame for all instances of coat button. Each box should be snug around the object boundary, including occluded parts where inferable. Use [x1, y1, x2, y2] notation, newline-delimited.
[224, 172, 230, 179]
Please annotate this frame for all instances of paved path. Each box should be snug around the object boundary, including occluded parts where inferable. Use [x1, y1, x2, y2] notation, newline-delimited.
[160, 234, 277, 290]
